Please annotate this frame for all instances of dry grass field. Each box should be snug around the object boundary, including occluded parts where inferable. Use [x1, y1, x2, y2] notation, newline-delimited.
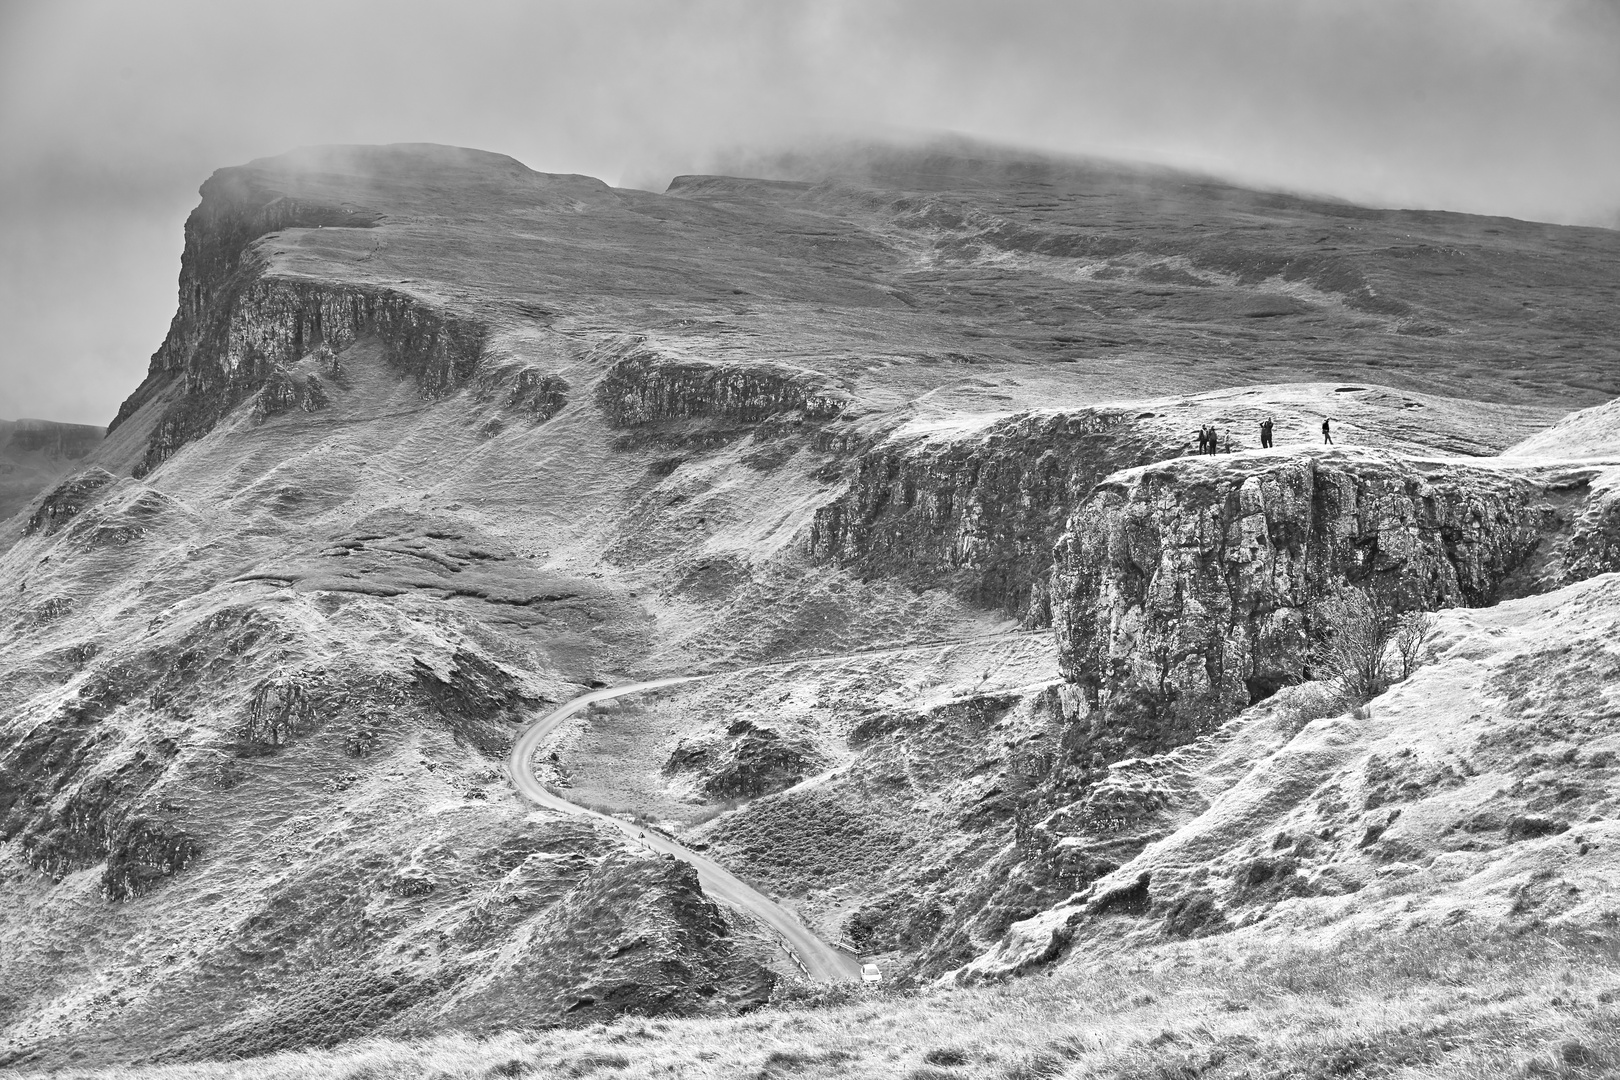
[18, 925, 1619, 1080]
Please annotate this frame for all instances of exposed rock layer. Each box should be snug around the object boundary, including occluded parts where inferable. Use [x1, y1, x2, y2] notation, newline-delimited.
[1051, 450, 1619, 752]
[104, 165, 491, 476]
[808, 410, 1184, 623]
[595, 342, 850, 427]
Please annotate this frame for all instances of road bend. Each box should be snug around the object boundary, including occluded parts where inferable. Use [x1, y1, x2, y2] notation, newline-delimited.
[505, 631, 1044, 983]
[506, 677, 864, 982]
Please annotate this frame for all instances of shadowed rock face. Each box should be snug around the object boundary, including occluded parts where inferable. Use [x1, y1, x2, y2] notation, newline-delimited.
[594, 340, 852, 427]
[126, 277, 486, 477]
[1050, 450, 1620, 752]
[808, 410, 1187, 624]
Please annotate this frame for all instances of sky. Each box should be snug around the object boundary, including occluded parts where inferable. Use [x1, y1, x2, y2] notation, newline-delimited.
[2, 0, 1617, 425]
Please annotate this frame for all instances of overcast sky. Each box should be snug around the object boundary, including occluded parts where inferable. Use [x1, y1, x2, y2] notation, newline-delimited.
[3, 0, 1617, 425]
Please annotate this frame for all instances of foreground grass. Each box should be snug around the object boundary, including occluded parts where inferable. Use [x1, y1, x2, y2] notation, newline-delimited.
[31, 926, 1620, 1079]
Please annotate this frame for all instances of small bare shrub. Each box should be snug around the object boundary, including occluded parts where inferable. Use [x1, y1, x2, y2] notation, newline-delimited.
[1316, 589, 1399, 704]
[1315, 590, 1439, 706]
[1393, 609, 1440, 680]
[1272, 681, 1347, 733]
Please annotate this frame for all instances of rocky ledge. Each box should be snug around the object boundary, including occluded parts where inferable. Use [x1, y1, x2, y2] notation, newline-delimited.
[594, 340, 851, 427]
[1051, 448, 1620, 753]
[105, 161, 489, 477]
[808, 409, 1185, 624]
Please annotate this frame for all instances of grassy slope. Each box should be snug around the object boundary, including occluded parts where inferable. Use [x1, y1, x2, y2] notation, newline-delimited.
[16, 926, 1620, 1080]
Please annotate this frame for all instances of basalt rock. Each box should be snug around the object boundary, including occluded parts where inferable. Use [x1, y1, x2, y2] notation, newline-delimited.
[667, 719, 825, 800]
[1051, 450, 1574, 753]
[808, 409, 1184, 623]
[436, 851, 774, 1028]
[506, 368, 570, 421]
[131, 279, 486, 476]
[253, 365, 330, 419]
[240, 674, 321, 751]
[109, 167, 378, 435]
[108, 165, 487, 476]
[595, 341, 851, 427]
[102, 818, 201, 901]
[412, 649, 529, 755]
[24, 469, 117, 536]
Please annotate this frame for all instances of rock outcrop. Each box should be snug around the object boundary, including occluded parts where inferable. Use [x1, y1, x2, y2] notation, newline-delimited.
[809, 410, 1185, 623]
[129, 278, 487, 475]
[506, 368, 570, 421]
[253, 364, 330, 419]
[105, 164, 490, 476]
[1049, 449, 1618, 753]
[0, 664, 197, 900]
[666, 718, 825, 799]
[595, 341, 851, 427]
[23, 468, 118, 536]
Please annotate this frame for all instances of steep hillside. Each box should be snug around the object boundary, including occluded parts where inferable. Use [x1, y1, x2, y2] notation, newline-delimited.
[967, 570, 1620, 982]
[2, 140, 1619, 1069]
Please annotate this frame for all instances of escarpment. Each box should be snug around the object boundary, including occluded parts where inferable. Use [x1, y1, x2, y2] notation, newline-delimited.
[108, 167, 379, 435]
[12, 140, 1620, 1067]
[808, 410, 1186, 623]
[594, 341, 851, 427]
[129, 278, 487, 476]
[107, 165, 488, 477]
[1050, 450, 1620, 753]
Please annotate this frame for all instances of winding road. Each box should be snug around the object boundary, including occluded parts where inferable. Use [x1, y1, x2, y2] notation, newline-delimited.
[506, 676, 865, 982]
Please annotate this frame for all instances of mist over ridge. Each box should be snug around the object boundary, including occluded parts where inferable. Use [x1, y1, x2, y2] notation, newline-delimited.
[3, 0, 1618, 424]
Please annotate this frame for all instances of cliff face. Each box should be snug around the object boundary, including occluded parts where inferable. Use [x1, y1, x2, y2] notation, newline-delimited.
[128, 277, 486, 476]
[594, 340, 851, 427]
[808, 411, 1185, 624]
[104, 166, 496, 476]
[108, 170, 378, 433]
[1049, 450, 1618, 755]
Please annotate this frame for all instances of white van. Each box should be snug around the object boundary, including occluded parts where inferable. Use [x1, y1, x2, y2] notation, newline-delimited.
[861, 963, 882, 984]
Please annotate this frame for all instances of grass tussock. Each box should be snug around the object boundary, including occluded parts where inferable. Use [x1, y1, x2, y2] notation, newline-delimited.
[18, 926, 1620, 1080]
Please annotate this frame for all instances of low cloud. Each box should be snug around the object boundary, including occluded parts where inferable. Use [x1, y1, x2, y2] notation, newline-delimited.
[2, 0, 1616, 423]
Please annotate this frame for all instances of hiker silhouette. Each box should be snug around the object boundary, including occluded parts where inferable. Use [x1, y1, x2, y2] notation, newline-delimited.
[1260, 418, 1273, 449]
[1322, 419, 1334, 444]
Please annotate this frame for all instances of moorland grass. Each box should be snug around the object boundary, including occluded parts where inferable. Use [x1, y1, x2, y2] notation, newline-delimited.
[26, 924, 1620, 1079]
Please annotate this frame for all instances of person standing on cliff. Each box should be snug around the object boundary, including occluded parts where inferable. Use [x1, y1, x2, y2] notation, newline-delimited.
[1260, 418, 1274, 449]
[1196, 426, 1210, 455]
[1322, 418, 1334, 444]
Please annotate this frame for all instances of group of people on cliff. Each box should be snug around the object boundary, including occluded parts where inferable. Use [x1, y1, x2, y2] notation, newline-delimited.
[1195, 417, 1333, 455]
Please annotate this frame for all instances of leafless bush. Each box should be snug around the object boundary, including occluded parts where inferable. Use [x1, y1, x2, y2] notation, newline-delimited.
[1316, 591, 1440, 706]
[1271, 681, 1348, 734]
[1393, 610, 1440, 680]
